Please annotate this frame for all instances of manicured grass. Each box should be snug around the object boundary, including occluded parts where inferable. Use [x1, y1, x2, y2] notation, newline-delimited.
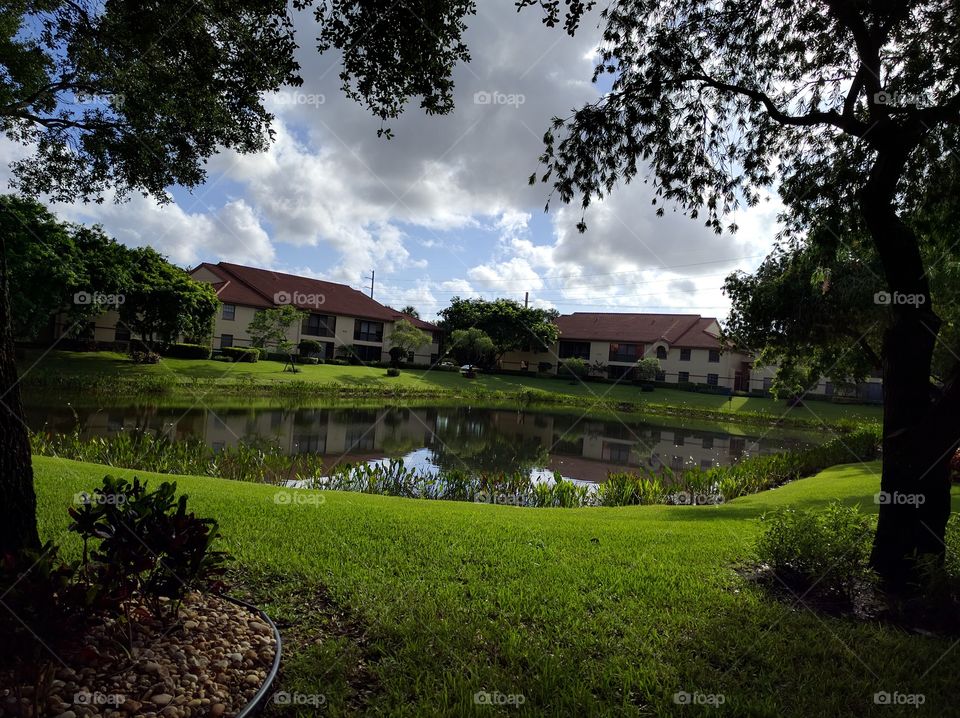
[20, 350, 882, 425]
[34, 457, 959, 717]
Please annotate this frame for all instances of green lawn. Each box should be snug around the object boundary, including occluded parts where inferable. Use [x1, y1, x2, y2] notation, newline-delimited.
[20, 350, 883, 425]
[35, 457, 958, 717]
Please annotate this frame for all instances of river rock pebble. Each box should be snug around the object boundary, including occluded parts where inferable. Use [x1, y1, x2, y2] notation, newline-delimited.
[0, 592, 275, 718]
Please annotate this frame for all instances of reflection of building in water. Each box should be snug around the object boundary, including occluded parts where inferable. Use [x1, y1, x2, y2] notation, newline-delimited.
[28, 404, 808, 484]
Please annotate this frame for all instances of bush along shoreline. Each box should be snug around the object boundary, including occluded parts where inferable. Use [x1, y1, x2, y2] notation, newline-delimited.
[33, 426, 881, 508]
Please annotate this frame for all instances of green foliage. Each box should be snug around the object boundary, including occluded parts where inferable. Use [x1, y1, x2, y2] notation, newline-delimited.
[388, 319, 431, 361]
[68, 475, 229, 620]
[439, 297, 559, 359]
[449, 327, 495, 366]
[1, 1, 300, 201]
[757, 502, 877, 601]
[222, 346, 259, 363]
[299, 339, 322, 356]
[634, 357, 661, 382]
[165, 343, 213, 360]
[399, 305, 420, 319]
[559, 357, 589, 379]
[386, 367, 401, 377]
[129, 349, 160, 364]
[596, 473, 664, 506]
[247, 305, 305, 355]
[301, 356, 319, 365]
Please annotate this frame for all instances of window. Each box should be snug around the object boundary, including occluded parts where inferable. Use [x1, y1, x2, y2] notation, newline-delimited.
[702, 437, 714, 449]
[354, 320, 384, 342]
[220, 334, 233, 348]
[603, 442, 632, 464]
[656, 345, 667, 359]
[353, 344, 381, 362]
[674, 433, 685, 447]
[558, 340, 591, 359]
[222, 304, 236, 321]
[114, 323, 131, 341]
[303, 314, 336, 337]
[707, 373, 719, 386]
[655, 370, 666, 382]
[680, 347, 691, 361]
[432, 331, 443, 344]
[678, 371, 690, 383]
[708, 348, 721, 363]
[608, 342, 640, 362]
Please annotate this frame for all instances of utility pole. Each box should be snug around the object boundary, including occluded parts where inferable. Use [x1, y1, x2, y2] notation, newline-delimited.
[363, 269, 375, 299]
[524, 291, 529, 308]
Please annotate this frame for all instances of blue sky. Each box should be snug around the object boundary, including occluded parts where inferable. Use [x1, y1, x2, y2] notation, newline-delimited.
[2, 0, 781, 321]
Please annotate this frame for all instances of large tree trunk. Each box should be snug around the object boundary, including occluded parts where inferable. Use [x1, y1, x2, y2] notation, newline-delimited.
[862, 143, 956, 591]
[0, 231, 40, 554]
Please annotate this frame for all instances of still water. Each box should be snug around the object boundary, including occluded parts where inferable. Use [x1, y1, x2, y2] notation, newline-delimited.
[25, 402, 821, 483]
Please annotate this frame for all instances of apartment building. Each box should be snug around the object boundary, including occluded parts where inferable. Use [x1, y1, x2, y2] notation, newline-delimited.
[190, 263, 442, 364]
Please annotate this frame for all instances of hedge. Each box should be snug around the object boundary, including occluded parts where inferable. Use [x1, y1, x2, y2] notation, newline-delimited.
[222, 347, 259, 363]
[165, 343, 212, 360]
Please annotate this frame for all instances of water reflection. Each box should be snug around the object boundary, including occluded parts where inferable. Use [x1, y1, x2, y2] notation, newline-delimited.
[26, 404, 818, 483]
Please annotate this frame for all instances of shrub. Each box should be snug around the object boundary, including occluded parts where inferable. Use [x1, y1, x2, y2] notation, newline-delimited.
[165, 342, 212, 360]
[756, 502, 876, 601]
[69, 475, 228, 621]
[301, 356, 319, 365]
[331, 358, 349, 366]
[386, 367, 401, 377]
[537, 361, 553, 373]
[597, 472, 663, 506]
[299, 339, 322, 356]
[222, 346, 259, 363]
[559, 358, 589, 379]
[129, 349, 160, 364]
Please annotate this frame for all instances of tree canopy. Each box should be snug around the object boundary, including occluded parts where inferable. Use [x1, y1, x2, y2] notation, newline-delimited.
[439, 297, 559, 360]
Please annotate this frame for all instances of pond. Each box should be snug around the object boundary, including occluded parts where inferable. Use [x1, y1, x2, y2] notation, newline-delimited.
[25, 401, 823, 483]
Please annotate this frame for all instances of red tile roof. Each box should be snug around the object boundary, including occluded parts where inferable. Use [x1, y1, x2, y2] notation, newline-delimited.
[192, 262, 439, 329]
[391, 312, 440, 332]
[556, 312, 721, 348]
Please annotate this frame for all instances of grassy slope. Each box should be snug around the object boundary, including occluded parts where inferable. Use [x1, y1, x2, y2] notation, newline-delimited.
[21, 350, 883, 425]
[35, 457, 958, 717]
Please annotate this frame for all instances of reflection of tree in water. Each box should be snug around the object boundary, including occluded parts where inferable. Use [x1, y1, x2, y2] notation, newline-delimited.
[427, 408, 548, 475]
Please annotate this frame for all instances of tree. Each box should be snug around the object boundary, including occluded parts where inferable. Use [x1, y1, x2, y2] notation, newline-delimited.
[247, 306, 306, 371]
[0, 1, 300, 553]
[399, 305, 421, 319]
[309, 0, 960, 590]
[635, 358, 661, 383]
[388, 319, 431, 366]
[449, 328, 495, 367]
[439, 297, 559, 361]
[119, 248, 220, 349]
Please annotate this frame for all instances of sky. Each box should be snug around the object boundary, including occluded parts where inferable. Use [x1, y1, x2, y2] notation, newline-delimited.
[3, 0, 783, 322]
